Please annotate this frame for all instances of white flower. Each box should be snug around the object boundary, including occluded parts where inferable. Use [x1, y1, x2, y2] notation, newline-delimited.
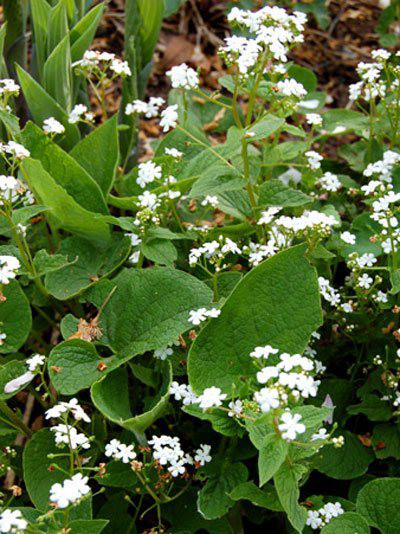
[206, 308, 221, 318]
[188, 308, 208, 325]
[198, 386, 227, 410]
[258, 207, 281, 225]
[165, 147, 183, 158]
[306, 113, 322, 126]
[4, 141, 30, 159]
[194, 444, 212, 466]
[154, 346, 173, 360]
[68, 104, 90, 124]
[170, 381, 188, 401]
[277, 78, 306, 98]
[228, 399, 243, 417]
[127, 232, 142, 246]
[166, 63, 199, 89]
[3, 371, 34, 394]
[340, 231, 356, 245]
[358, 273, 373, 289]
[305, 150, 323, 170]
[49, 473, 90, 509]
[306, 510, 323, 530]
[201, 195, 219, 208]
[356, 253, 377, 267]
[51, 424, 90, 450]
[250, 345, 279, 359]
[168, 458, 186, 477]
[105, 439, 121, 458]
[254, 387, 280, 412]
[138, 190, 160, 209]
[137, 161, 162, 188]
[311, 428, 329, 441]
[160, 105, 178, 132]
[45, 399, 90, 423]
[43, 117, 65, 135]
[221, 238, 241, 255]
[319, 502, 344, 521]
[278, 411, 306, 440]
[0, 509, 27, 532]
[26, 354, 45, 371]
[0, 255, 20, 284]
[317, 172, 342, 192]
[114, 443, 136, 463]
[110, 58, 131, 76]
[256, 366, 279, 384]
[375, 290, 388, 303]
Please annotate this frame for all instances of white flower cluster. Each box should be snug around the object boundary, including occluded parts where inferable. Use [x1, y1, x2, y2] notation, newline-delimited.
[188, 237, 241, 268]
[278, 411, 306, 441]
[306, 150, 323, 170]
[0, 509, 27, 532]
[149, 435, 211, 477]
[306, 502, 344, 530]
[222, 6, 306, 76]
[188, 307, 221, 325]
[276, 78, 306, 99]
[68, 104, 94, 125]
[45, 398, 91, 423]
[0, 141, 30, 160]
[0, 255, 20, 285]
[105, 439, 136, 463]
[317, 172, 342, 193]
[154, 339, 179, 360]
[137, 160, 162, 188]
[49, 473, 90, 509]
[51, 424, 90, 450]
[126, 97, 165, 118]
[166, 63, 199, 89]
[26, 354, 45, 371]
[349, 52, 390, 102]
[253, 348, 321, 413]
[0, 78, 19, 98]
[73, 50, 131, 76]
[363, 150, 400, 183]
[170, 382, 199, 405]
[43, 117, 65, 135]
[318, 277, 341, 306]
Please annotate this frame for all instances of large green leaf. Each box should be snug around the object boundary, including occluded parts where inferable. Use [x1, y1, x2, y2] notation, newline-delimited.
[47, 0, 68, 55]
[313, 431, 374, 480]
[69, 3, 105, 63]
[229, 481, 283, 511]
[96, 267, 213, 355]
[45, 234, 131, 300]
[91, 362, 172, 433]
[137, 0, 164, 66]
[48, 339, 113, 395]
[23, 429, 70, 511]
[68, 520, 109, 534]
[356, 478, 400, 534]
[189, 164, 244, 198]
[29, 0, 51, 79]
[70, 115, 119, 195]
[20, 159, 110, 246]
[274, 462, 307, 533]
[21, 122, 108, 214]
[197, 462, 248, 520]
[0, 280, 32, 353]
[188, 244, 322, 393]
[321, 512, 370, 534]
[43, 34, 72, 111]
[258, 434, 288, 487]
[258, 179, 312, 208]
[16, 65, 80, 150]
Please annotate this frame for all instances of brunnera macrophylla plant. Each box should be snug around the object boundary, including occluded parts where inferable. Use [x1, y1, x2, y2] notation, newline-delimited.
[0, 1, 399, 533]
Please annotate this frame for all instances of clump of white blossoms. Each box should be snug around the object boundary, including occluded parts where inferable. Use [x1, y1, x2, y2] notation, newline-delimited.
[105, 439, 137, 463]
[188, 307, 221, 325]
[166, 63, 199, 89]
[126, 96, 165, 118]
[160, 105, 178, 132]
[42, 117, 65, 136]
[0, 141, 30, 160]
[68, 104, 94, 125]
[305, 150, 323, 170]
[26, 353, 45, 371]
[349, 50, 390, 103]
[306, 502, 344, 530]
[45, 398, 91, 423]
[73, 49, 131, 77]
[170, 381, 199, 405]
[51, 424, 90, 450]
[0, 78, 20, 111]
[0, 509, 27, 532]
[137, 160, 162, 188]
[49, 473, 91, 509]
[0, 255, 20, 284]
[222, 6, 306, 78]
[188, 236, 241, 270]
[317, 172, 342, 193]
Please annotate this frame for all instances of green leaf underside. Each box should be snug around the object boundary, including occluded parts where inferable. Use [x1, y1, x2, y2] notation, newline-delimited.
[188, 244, 322, 393]
[91, 362, 172, 433]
